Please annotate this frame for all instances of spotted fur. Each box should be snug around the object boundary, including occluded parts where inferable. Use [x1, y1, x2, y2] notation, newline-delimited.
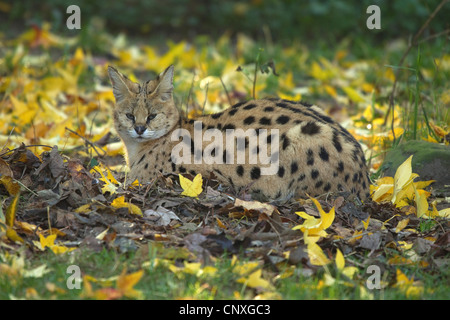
[108, 65, 370, 201]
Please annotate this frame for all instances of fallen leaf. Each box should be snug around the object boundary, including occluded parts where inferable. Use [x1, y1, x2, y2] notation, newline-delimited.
[237, 268, 273, 290]
[5, 192, 20, 227]
[234, 198, 276, 216]
[117, 268, 144, 299]
[111, 196, 143, 216]
[144, 206, 180, 226]
[179, 173, 203, 198]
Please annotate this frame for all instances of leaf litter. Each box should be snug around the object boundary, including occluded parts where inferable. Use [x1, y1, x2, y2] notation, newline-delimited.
[0, 144, 448, 299]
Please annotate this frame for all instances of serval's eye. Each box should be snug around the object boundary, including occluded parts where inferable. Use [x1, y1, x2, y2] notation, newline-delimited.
[126, 113, 135, 121]
[146, 114, 156, 123]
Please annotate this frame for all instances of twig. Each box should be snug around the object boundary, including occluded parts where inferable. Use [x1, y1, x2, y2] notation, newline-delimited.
[384, 0, 449, 141]
[219, 76, 233, 106]
[418, 28, 450, 44]
[252, 58, 258, 100]
[0, 144, 53, 157]
[185, 71, 196, 119]
[65, 127, 106, 157]
[202, 81, 209, 115]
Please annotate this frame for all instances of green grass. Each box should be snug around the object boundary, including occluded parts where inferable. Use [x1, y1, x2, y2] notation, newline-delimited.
[2, 244, 448, 300]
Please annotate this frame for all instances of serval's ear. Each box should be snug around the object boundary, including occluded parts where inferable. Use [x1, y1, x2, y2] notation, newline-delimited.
[107, 66, 139, 103]
[154, 65, 174, 101]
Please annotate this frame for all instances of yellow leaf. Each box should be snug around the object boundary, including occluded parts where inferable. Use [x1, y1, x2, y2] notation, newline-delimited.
[396, 241, 413, 251]
[91, 165, 120, 195]
[307, 241, 331, 266]
[117, 269, 144, 299]
[324, 85, 337, 98]
[392, 155, 415, 204]
[111, 196, 143, 216]
[37, 233, 75, 254]
[179, 173, 203, 198]
[5, 192, 20, 227]
[0, 175, 20, 196]
[414, 180, 435, 189]
[335, 249, 345, 270]
[75, 203, 91, 214]
[233, 261, 259, 276]
[292, 197, 335, 243]
[372, 183, 393, 202]
[237, 269, 273, 290]
[414, 186, 429, 218]
[39, 233, 57, 249]
[342, 86, 366, 103]
[394, 269, 423, 298]
[216, 217, 227, 229]
[6, 227, 24, 243]
[234, 198, 276, 216]
[362, 216, 370, 230]
[438, 207, 450, 218]
[395, 218, 410, 233]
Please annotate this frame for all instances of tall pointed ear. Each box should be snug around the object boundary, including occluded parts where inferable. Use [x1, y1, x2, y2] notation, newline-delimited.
[107, 66, 137, 103]
[155, 65, 174, 101]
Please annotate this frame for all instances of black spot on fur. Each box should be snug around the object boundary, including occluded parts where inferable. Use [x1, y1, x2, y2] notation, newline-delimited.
[297, 174, 306, 181]
[324, 183, 331, 192]
[288, 179, 295, 189]
[250, 167, 261, 180]
[291, 161, 299, 174]
[144, 163, 148, 169]
[171, 162, 176, 172]
[300, 100, 313, 107]
[243, 116, 255, 125]
[318, 147, 329, 162]
[344, 174, 350, 182]
[189, 170, 196, 176]
[306, 149, 314, 166]
[243, 103, 257, 110]
[264, 106, 274, 112]
[301, 122, 321, 135]
[332, 131, 343, 152]
[282, 136, 290, 150]
[337, 161, 344, 173]
[211, 112, 222, 119]
[276, 115, 290, 125]
[311, 169, 319, 180]
[236, 165, 244, 177]
[228, 109, 238, 116]
[138, 154, 146, 164]
[223, 124, 235, 131]
[179, 166, 187, 173]
[315, 181, 323, 188]
[259, 117, 272, 125]
[277, 166, 285, 178]
[232, 101, 247, 109]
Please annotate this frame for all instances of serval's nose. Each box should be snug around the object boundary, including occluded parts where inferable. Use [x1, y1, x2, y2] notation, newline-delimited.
[134, 126, 146, 135]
